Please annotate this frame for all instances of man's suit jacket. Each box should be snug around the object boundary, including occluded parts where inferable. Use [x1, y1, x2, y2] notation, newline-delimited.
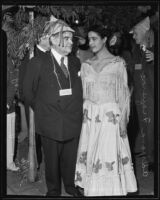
[18, 46, 47, 101]
[132, 45, 154, 100]
[23, 51, 83, 141]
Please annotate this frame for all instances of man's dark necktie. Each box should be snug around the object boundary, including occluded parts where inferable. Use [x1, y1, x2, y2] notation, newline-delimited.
[60, 57, 68, 78]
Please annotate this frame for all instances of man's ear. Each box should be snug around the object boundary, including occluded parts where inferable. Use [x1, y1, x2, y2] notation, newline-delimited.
[41, 34, 49, 40]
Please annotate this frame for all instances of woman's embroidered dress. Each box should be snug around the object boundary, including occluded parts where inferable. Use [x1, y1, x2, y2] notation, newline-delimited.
[75, 57, 137, 196]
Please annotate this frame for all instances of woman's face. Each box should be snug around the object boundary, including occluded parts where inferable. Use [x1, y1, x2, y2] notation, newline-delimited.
[88, 31, 106, 53]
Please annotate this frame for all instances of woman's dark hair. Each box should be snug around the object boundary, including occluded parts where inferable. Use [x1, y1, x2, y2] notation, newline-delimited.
[87, 24, 110, 39]
[108, 32, 123, 56]
[107, 32, 134, 56]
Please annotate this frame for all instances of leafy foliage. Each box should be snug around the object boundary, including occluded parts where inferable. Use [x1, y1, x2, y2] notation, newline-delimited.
[2, 11, 48, 66]
[35, 5, 81, 23]
[1, 5, 146, 66]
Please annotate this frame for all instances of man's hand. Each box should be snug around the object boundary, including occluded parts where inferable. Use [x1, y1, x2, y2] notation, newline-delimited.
[145, 49, 154, 62]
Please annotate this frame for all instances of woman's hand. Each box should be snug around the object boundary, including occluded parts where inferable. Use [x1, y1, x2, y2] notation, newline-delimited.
[120, 115, 127, 138]
[120, 124, 127, 138]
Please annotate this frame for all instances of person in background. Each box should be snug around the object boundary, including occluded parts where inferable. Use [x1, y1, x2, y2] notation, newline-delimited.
[129, 16, 154, 171]
[74, 24, 137, 196]
[7, 53, 19, 171]
[18, 24, 51, 171]
[137, 5, 158, 32]
[23, 16, 83, 197]
[74, 26, 93, 64]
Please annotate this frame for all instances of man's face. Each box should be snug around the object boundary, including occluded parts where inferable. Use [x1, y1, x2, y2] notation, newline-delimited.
[78, 37, 86, 45]
[50, 31, 73, 55]
[132, 27, 145, 45]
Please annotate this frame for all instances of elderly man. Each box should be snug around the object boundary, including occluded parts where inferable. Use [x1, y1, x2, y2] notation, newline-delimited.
[130, 16, 154, 172]
[23, 17, 83, 196]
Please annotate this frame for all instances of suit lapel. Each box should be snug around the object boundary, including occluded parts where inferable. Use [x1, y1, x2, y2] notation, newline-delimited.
[68, 56, 76, 87]
[49, 52, 70, 89]
[47, 52, 77, 90]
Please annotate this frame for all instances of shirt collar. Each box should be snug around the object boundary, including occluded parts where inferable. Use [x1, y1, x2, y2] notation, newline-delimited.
[36, 44, 47, 52]
[51, 48, 68, 68]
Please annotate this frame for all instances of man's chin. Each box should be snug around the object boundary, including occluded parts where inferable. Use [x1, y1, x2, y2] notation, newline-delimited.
[135, 40, 140, 45]
[53, 45, 72, 55]
[63, 49, 72, 55]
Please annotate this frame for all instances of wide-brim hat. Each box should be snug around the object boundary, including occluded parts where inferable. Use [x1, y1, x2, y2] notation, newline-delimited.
[129, 16, 150, 34]
[43, 15, 74, 37]
[74, 26, 87, 39]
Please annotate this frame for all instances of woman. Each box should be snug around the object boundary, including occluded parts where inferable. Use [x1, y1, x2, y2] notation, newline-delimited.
[74, 24, 137, 196]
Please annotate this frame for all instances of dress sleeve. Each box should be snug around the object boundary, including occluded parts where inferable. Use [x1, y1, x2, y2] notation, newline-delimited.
[80, 62, 87, 98]
[80, 60, 95, 100]
[118, 59, 131, 124]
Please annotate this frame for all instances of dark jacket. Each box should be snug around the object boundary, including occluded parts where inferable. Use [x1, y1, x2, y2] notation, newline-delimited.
[23, 51, 83, 141]
[131, 44, 154, 163]
[132, 44, 154, 100]
[7, 56, 18, 113]
[19, 46, 47, 101]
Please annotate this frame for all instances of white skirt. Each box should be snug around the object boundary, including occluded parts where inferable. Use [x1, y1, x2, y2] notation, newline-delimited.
[75, 101, 137, 196]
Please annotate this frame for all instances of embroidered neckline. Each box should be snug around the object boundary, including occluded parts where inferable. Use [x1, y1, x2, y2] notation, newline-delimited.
[87, 56, 121, 74]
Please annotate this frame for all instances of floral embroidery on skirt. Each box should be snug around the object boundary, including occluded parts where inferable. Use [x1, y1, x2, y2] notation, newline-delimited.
[75, 101, 137, 196]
